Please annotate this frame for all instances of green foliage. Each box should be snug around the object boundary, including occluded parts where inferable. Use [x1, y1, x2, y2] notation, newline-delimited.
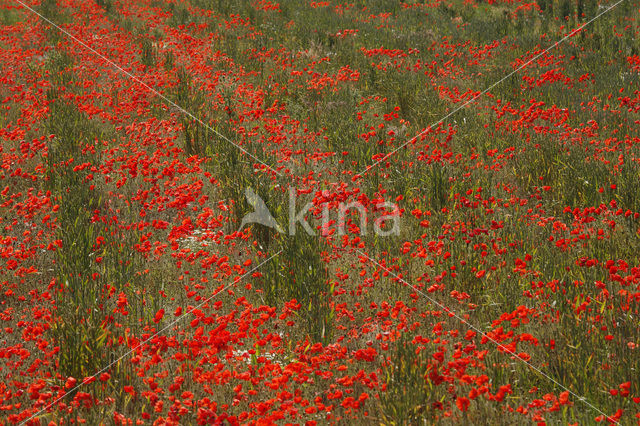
[139, 37, 157, 68]
[174, 67, 208, 156]
[43, 57, 141, 403]
[577, 0, 585, 20]
[262, 232, 333, 344]
[377, 335, 443, 424]
[538, 0, 549, 12]
[584, 0, 598, 19]
[163, 49, 175, 71]
[559, 0, 573, 19]
[45, 95, 107, 379]
[96, 0, 113, 13]
[166, 2, 193, 28]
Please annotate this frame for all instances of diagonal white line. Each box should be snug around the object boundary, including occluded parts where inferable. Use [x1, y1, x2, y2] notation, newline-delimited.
[355, 0, 629, 178]
[19, 249, 283, 425]
[354, 248, 618, 423]
[14, 0, 283, 177]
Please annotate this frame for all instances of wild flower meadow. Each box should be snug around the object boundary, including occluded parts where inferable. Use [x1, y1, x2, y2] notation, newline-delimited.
[0, 0, 639, 424]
